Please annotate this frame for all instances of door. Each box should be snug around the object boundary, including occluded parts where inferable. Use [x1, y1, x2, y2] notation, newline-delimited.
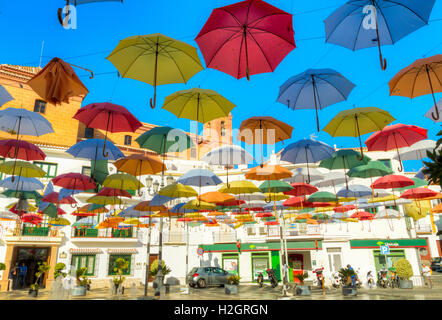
[289, 254, 304, 283]
[203, 267, 214, 285]
[252, 254, 270, 281]
[14, 248, 49, 289]
[373, 249, 406, 278]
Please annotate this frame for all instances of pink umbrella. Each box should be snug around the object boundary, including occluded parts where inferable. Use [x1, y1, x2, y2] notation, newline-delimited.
[195, 0, 295, 80]
[365, 124, 427, 172]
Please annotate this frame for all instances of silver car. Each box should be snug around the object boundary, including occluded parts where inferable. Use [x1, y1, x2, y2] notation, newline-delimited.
[187, 267, 231, 288]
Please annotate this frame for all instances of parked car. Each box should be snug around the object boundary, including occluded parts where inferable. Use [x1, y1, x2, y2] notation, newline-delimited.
[187, 267, 230, 288]
[431, 257, 442, 272]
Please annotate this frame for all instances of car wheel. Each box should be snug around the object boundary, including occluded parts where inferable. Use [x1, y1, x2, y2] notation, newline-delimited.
[189, 283, 195, 288]
[197, 279, 206, 288]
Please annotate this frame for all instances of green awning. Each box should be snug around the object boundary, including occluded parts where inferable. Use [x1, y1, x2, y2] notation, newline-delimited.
[350, 238, 427, 249]
[199, 240, 322, 253]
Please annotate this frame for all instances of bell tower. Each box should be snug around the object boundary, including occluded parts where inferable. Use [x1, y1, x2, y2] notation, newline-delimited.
[203, 113, 233, 146]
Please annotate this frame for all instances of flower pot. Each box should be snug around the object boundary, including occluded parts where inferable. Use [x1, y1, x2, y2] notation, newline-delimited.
[71, 285, 87, 296]
[295, 285, 311, 296]
[342, 285, 357, 296]
[225, 284, 238, 295]
[28, 289, 38, 297]
[113, 283, 125, 294]
[399, 279, 413, 289]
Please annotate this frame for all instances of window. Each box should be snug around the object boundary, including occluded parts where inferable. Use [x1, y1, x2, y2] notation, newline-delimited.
[124, 135, 132, 146]
[33, 161, 57, 178]
[379, 159, 392, 169]
[82, 166, 91, 177]
[222, 253, 239, 276]
[85, 127, 94, 139]
[108, 254, 131, 276]
[34, 100, 46, 114]
[327, 248, 342, 272]
[220, 121, 226, 137]
[71, 254, 96, 276]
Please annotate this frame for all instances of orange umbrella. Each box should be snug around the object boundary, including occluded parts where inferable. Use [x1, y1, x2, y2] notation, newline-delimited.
[27, 57, 90, 105]
[238, 116, 293, 166]
[245, 165, 292, 181]
[77, 204, 109, 214]
[297, 213, 313, 219]
[114, 154, 165, 176]
[199, 191, 235, 204]
[207, 211, 226, 217]
[134, 201, 167, 212]
[389, 55, 442, 120]
[306, 219, 318, 225]
[432, 203, 442, 213]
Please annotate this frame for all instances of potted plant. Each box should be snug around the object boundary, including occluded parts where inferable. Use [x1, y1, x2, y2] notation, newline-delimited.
[149, 259, 172, 294]
[395, 259, 414, 289]
[225, 275, 240, 294]
[338, 267, 357, 296]
[54, 263, 66, 279]
[113, 257, 129, 294]
[72, 267, 89, 296]
[29, 262, 50, 297]
[294, 272, 311, 296]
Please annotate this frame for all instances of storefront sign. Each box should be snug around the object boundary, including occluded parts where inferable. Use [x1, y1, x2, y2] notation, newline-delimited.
[200, 241, 322, 253]
[350, 239, 427, 249]
[380, 245, 390, 255]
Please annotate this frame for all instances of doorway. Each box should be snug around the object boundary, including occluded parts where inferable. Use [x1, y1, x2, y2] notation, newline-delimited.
[288, 254, 304, 283]
[12, 247, 49, 289]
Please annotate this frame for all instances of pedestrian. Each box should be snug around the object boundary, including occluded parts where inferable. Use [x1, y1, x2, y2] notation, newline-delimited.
[347, 264, 356, 288]
[422, 263, 433, 289]
[8, 265, 17, 291]
[18, 262, 27, 289]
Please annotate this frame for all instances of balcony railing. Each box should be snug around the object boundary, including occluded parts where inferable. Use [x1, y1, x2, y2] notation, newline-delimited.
[415, 224, 433, 234]
[163, 231, 186, 243]
[72, 227, 137, 239]
[21, 226, 49, 237]
[267, 224, 322, 237]
[213, 232, 237, 243]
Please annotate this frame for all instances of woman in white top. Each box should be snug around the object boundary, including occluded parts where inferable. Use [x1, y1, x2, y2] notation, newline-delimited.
[422, 264, 433, 288]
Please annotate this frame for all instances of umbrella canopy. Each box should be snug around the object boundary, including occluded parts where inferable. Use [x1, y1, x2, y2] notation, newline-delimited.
[425, 98, 442, 123]
[236, 192, 266, 202]
[119, 205, 147, 218]
[195, 0, 295, 80]
[0, 85, 13, 107]
[278, 69, 355, 131]
[114, 154, 164, 176]
[245, 165, 292, 181]
[400, 187, 438, 199]
[288, 167, 324, 184]
[347, 161, 393, 179]
[183, 200, 215, 210]
[48, 217, 70, 227]
[337, 185, 373, 198]
[333, 204, 356, 213]
[393, 140, 437, 161]
[199, 191, 235, 204]
[218, 180, 260, 195]
[397, 178, 428, 192]
[158, 183, 198, 198]
[323, 107, 395, 158]
[72, 216, 98, 227]
[283, 196, 305, 208]
[86, 195, 123, 205]
[259, 180, 293, 193]
[52, 172, 96, 191]
[389, 55, 442, 120]
[280, 139, 334, 182]
[0, 161, 46, 178]
[103, 173, 144, 190]
[375, 209, 401, 219]
[27, 57, 89, 104]
[96, 187, 132, 198]
[324, 0, 436, 70]
[371, 175, 415, 189]
[311, 171, 350, 189]
[238, 116, 293, 165]
[169, 203, 197, 214]
[42, 192, 76, 204]
[133, 201, 167, 212]
[283, 183, 318, 197]
[21, 213, 43, 225]
[365, 124, 427, 171]
[201, 145, 253, 166]
[136, 126, 194, 155]
[264, 194, 289, 202]
[0, 107, 54, 136]
[66, 138, 124, 161]
[0, 177, 44, 191]
[0, 139, 45, 161]
[2, 190, 42, 201]
[350, 211, 374, 221]
[177, 169, 222, 187]
[107, 33, 203, 108]
[308, 191, 337, 203]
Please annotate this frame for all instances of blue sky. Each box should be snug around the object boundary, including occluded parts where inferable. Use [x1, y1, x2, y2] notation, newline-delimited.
[1, 0, 442, 172]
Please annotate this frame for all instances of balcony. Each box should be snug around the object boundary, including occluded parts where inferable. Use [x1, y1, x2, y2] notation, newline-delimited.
[266, 224, 322, 238]
[163, 231, 186, 243]
[213, 232, 237, 243]
[71, 227, 140, 243]
[415, 224, 433, 234]
[3, 226, 63, 245]
[22, 226, 49, 236]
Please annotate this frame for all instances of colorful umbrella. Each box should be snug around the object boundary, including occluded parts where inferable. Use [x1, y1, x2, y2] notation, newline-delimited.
[333, 204, 356, 213]
[177, 169, 222, 187]
[323, 107, 395, 159]
[259, 180, 293, 194]
[0, 177, 44, 192]
[289, 167, 324, 184]
[218, 180, 260, 195]
[347, 160, 393, 179]
[0, 161, 46, 179]
[199, 191, 235, 204]
[27, 57, 90, 104]
[183, 200, 215, 210]
[103, 173, 144, 191]
[42, 192, 76, 205]
[195, 0, 295, 80]
[0, 85, 13, 107]
[375, 209, 401, 219]
[350, 211, 374, 221]
[389, 55, 442, 120]
[397, 178, 428, 192]
[324, 0, 436, 70]
[21, 213, 43, 225]
[2, 190, 42, 201]
[73, 102, 142, 157]
[371, 175, 415, 189]
[158, 183, 198, 198]
[245, 165, 292, 181]
[0, 139, 45, 161]
[280, 139, 334, 182]
[365, 124, 427, 171]
[278, 69, 355, 131]
[114, 154, 164, 176]
[307, 191, 337, 203]
[400, 187, 438, 200]
[283, 183, 318, 197]
[337, 185, 373, 198]
[107, 33, 203, 108]
[238, 117, 293, 166]
[52, 172, 96, 191]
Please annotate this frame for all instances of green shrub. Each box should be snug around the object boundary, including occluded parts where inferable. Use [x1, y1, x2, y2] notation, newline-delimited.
[338, 267, 355, 286]
[31, 262, 50, 291]
[149, 259, 171, 277]
[227, 275, 241, 285]
[395, 259, 413, 280]
[0, 263, 6, 271]
[76, 267, 90, 287]
[294, 272, 309, 285]
[54, 262, 66, 279]
[113, 258, 130, 286]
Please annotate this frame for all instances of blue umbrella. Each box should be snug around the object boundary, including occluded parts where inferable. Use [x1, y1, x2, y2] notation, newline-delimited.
[38, 182, 54, 213]
[337, 185, 373, 198]
[150, 194, 174, 206]
[170, 203, 197, 214]
[324, 0, 436, 70]
[66, 139, 124, 161]
[0, 107, 54, 136]
[59, 188, 82, 201]
[119, 205, 149, 218]
[0, 85, 13, 107]
[277, 68, 355, 131]
[263, 201, 285, 211]
[281, 139, 334, 183]
[0, 177, 44, 191]
[415, 167, 427, 180]
[177, 169, 222, 188]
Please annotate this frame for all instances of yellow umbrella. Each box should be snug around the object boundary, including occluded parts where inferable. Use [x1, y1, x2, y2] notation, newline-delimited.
[264, 192, 289, 201]
[218, 180, 260, 195]
[48, 217, 70, 226]
[158, 183, 198, 198]
[123, 218, 142, 225]
[103, 173, 144, 190]
[183, 200, 215, 210]
[107, 33, 204, 108]
[0, 161, 46, 178]
[86, 195, 123, 205]
[368, 195, 399, 203]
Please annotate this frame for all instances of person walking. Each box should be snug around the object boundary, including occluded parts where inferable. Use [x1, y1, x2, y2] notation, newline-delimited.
[18, 263, 27, 289]
[422, 263, 433, 289]
[347, 264, 356, 288]
[8, 265, 17, 291]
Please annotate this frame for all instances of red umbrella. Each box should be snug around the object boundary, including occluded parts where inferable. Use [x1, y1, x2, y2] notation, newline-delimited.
[244, 207, 264, 212]
[177, 218, 193, 222]
[73, 102, 142, 157]
[195, 0, 296, 80]
[264, 220, 279, 225]
[21, 213, 43, 225]
[333, 205, 356, 213]
[255, 212, 273, 218]
[284, 183, 318, 197]
[72, 212, 98, 217]
[350, 211, 374, 221]
[217, 200, 245, 207]
[0, 139, 45, 161]
[304, 201, 332, 208]
[365, 124, 427, 172]
[96, 187, 132, 198]
[52, 173, 96, 191]
[400, 187, 438, 199]
[42, 192, 77, 205]
[283, 196, 305, 207]
[371, 175, 415, 189]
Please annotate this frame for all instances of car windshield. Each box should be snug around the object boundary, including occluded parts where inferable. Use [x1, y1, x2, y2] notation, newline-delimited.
[189, 267, 198, 274]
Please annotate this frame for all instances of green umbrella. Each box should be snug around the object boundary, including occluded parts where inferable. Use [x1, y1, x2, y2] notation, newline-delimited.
[347, 160, 393, 178]
[320, 149, 370, 188]
[397, 178, 428, 192]
[40, 203, 58, 219]
[259, 180, 293, 193]
[2, 190, 42, 200]
[312, 213, 331, 221]
[307, 191, 337, 203]
[299, 208, 314, 213]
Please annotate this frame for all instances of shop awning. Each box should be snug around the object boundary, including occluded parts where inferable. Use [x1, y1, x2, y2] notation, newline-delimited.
[107, 248, 138, 254]
[199, 241, 322, 253]
[350, 238, 428, 249]
[69, 248, 103, 254]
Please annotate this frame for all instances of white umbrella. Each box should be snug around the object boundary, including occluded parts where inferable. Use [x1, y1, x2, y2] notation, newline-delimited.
[393, 140, 437, 161]
[285, 167, 323, 183]
[235, 192, 266, 201]
[425, 99, 442, 123]
[384, 199, 412, 206]
[0, 85, 13, 107]
[375, 209, 401, 219]
[311, 171, 349, 188]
